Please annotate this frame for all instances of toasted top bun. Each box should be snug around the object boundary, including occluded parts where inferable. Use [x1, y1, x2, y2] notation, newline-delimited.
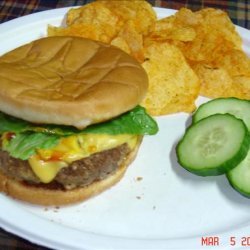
[0, 36, 148, 129]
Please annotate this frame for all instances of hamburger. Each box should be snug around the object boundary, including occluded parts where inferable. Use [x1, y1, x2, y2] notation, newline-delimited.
[0, 36, 158, 205]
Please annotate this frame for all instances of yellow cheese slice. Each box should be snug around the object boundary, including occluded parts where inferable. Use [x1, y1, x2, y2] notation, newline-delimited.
[28, 134, 138, 183]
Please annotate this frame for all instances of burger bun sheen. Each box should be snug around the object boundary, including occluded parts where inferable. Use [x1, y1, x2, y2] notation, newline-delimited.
[0, 36, 148, 129]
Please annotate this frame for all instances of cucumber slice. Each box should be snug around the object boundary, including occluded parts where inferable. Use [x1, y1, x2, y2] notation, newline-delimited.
[176, 114, 250, 176]
[227, 150, 250, 198]
[193, 98, 250, 131]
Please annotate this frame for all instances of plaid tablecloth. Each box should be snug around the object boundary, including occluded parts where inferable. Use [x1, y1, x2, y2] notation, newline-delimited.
[0, 0, 249, 249]
[0, 0, 249, 28]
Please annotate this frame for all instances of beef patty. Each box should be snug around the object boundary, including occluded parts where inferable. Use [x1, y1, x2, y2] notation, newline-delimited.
[0, 144, 130, 190]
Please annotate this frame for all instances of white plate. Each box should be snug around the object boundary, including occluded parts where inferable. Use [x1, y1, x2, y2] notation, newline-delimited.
[0, 7, 250, 250]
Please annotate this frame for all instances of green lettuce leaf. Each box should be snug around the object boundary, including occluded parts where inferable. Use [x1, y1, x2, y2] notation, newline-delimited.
[0, 106, 158, 136]
[83, 106, 158, 135]
[0, 106, 158, 160]
[0, 112, 29, 134]
[3, 133, 60, 160]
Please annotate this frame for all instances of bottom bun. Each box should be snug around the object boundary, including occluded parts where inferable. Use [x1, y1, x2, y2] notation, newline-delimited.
[0, 139, 142, 206]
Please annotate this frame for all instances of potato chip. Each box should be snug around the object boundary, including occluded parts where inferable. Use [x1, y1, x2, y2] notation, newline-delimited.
[49, 0, 155, 62]
[112, 20, 144, 62]
[193, 47, 250, 99]
[196, 8, 242, 49]
[141, 43, 200, 115]
[146, 8, 242, 62]
[47, 3, 249, 116]
[78, 0, 155, 61]
[183, 33, 236, 63]
[48, 1, 119, 43]
[213, 48, 250, 76]
[66, 2, 118, 28]
[65, 0, 156, 37]
[145, 27, 196, 46]
[48, 23, 115, 44]
[146, 9, 197, 43]
[194, 63, 250, 99]
[110, 37, 130, 54]
[145, 7, 248, 101]
[233, 76, 250, 99]
[193, 64, 236, 98]
[97, 0, 157, 35]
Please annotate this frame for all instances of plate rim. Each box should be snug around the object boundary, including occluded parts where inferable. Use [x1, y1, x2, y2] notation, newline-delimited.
[0, 6, 249, 250]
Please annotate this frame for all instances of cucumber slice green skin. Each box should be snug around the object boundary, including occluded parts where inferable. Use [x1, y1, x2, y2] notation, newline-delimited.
[176, 114, 250, 176]
[193, 97, 250, 131]
[227, 150, 250, 198]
